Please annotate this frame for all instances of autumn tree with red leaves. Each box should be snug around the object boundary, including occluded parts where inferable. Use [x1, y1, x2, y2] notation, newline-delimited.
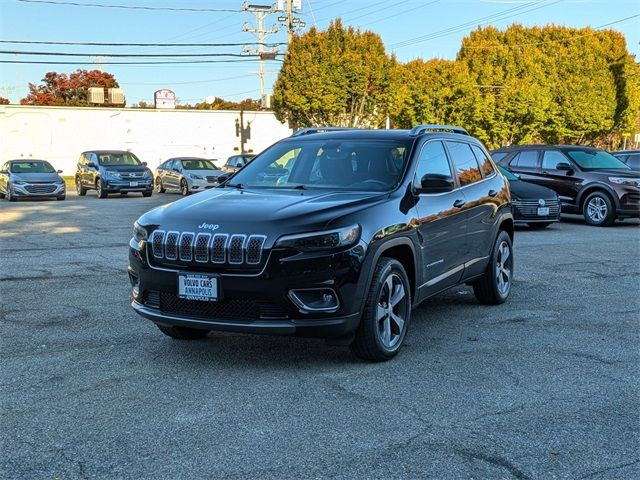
[0, 97, 9, 105]
[20, 69, 120, 106]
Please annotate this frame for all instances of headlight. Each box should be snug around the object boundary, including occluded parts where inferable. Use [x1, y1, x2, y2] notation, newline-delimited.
[12, 179, 27, 185]
[609, 177, 640, 187]
[144, 170, 152, 178]
[275, 225, 360, 251]
[189, 174, 204, 180]
[105, 170, 121, 179]
[133, 221, 148, 241]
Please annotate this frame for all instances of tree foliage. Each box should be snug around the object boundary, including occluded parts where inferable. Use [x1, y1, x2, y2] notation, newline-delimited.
[20, 69, 120, 107]
[273, 19, 394, 129]
[0, 96, 9, 105]
[178, 97, 261, 110]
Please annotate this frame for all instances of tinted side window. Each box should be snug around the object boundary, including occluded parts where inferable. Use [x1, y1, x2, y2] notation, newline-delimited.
[446, 141, 482, 186]
[511, 150, 539, 168]
[625, 154, 640, 170]
[471, 145, 494, 177]
[414, 141, 454, 189]
[491, 152, 508, 162]
[542, 150, 569, 170]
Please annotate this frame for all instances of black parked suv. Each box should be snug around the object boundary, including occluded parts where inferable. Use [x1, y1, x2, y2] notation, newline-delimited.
[492, 145, 640, 226]
[129, 125, 514, 361]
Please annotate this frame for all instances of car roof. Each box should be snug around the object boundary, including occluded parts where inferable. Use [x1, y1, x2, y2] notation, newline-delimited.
[492, 144, 602, 152]
[83, 150, 132, 155]
[8, 159, 48, 162]
[278, 129, 476, 143]
[612, 150, 640, 154]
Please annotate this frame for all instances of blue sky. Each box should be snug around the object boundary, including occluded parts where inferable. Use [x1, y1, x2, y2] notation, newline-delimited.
[1, 0, 638, 105]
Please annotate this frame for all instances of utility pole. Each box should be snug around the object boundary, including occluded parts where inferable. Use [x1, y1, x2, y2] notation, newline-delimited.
[287, 0, 293, 44]
[277, 1, 305, 47]
[243, 3, 278, 101]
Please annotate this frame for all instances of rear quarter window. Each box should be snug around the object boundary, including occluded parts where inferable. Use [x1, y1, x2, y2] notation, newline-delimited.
[511, 150, 539, 168]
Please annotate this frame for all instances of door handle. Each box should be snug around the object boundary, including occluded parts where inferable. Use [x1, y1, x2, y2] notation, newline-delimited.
[488, 189, 498, 197]
[453, 199, 466, 208]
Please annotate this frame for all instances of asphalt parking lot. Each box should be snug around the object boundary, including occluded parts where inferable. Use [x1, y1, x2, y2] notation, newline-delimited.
[1, 191, 639, 479]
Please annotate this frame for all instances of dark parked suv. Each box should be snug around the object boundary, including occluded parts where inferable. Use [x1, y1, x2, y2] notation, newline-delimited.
[492, 145, 640, 226]
[129, 125, 514, 361]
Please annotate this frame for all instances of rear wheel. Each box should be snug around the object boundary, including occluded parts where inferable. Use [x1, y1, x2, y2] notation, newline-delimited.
[473, 230, 513, 305]
[583, 191, 615, 226]
[56, 195, 66, 201]
[350, 258, 411, 362]
[156, 324, 209, 340]
[75, 177, 86, 196]
[96, 179, 107, 198]
[180, 179, 189, 196]
[527, 222, 552, 229]
[155, 177, 166, 193]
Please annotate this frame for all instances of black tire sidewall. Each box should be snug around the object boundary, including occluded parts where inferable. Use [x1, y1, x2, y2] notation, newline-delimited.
[583, 191, 614, 226]
[181, 179, 188, 196]
[491, 231, 513, 303]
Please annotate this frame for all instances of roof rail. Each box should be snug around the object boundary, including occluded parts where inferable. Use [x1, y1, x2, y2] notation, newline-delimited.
[290, 127, 355, 137]
[410, 124, 469, 136]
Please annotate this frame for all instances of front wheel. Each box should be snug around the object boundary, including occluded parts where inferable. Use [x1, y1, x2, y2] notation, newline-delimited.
[7, 184, 16, 202]
[155, 177, 166, 193]
[142, 190, 152, 197]
[583, 191, 615, 226]
[96, 179, 107, 198]
[473, 230, 513, 305]
[350, 258, 412, 362]
[156, 324, 209, 340]
[76, 178, 87, 196]
[56, 195, 66, 201]
[180, 179, 189, 196]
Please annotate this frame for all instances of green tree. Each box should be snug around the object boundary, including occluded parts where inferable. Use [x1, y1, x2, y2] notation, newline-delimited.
[273, 19, 394, 129]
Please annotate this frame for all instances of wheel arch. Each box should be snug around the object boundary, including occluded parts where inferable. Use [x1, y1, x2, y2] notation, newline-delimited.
[577, 184, 619, 212]
[370, 237, 418, 303]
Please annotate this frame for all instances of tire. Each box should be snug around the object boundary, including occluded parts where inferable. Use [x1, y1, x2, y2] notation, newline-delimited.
[350, 258, 412, 362]
[473, 230, 513, 305]
[142, 190, 153, 197]
[120, 192, 128, 196]
[180, 179, 189, 196]
[155, 177, 166, 193]
[0, 189, 5, 199]
[7, 184, 16, 202]
[96, 179, 108, 198]
[583, 191, 615, 227]
[156, 324, 209, 340]
[527, 222, 552, 229]
[56, 195, 66, 201]
[75, 177, 86, 196]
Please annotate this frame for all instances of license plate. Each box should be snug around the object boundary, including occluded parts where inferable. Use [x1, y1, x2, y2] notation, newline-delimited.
[537, 207, 550, 216]
[178, 274, 218, 301]
[130, 181, 139, 187]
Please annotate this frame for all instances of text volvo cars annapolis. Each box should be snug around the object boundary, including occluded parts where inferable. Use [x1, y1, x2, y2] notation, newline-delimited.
[129, 125, 514, 361]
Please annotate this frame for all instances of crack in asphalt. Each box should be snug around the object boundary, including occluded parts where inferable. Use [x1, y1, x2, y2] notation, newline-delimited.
[579, 459, 640, 479]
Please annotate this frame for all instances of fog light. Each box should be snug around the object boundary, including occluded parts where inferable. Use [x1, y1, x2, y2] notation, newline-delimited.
[288, 288, 339, 313]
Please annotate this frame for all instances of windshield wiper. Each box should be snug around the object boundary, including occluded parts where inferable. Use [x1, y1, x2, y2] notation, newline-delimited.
[291, 184, 307, 190]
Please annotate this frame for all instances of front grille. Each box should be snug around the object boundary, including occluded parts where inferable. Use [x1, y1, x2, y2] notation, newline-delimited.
[24, 184, 57, 194]
[120, 172, 145, 179]
[512, 199, 560, 218]
[206, 176, 218, 183]
[158, 292, 288, 321]
[151, 230, 265, 267]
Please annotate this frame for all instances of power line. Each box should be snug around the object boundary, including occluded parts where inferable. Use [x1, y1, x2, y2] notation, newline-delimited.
[15, 0, 241, 12]
[0, 50, 282, 58]
[0, 59, 282, 65]
[0, 40, 286, 47]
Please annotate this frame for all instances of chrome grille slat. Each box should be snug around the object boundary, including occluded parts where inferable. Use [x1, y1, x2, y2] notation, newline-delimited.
[178, 232, 195, 261]
[228, 234, 246, 264]
[211, 234, 229, 264]
[165, 231, 180, 260]
[194, 233, 211, 263]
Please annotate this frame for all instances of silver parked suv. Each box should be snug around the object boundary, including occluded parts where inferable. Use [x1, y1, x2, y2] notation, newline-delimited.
[154, 157, 224, 195]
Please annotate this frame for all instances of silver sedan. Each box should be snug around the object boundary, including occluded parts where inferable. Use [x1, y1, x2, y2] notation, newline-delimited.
[0, 159, 66, 201]
[154, 157, 224, 195]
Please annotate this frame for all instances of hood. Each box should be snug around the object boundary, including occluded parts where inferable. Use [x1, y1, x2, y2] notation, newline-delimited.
[183, 169, 224, 176]
[509, 180, 557, 200]
[138, 187, 388, 239]
[11, 172, 62, 183]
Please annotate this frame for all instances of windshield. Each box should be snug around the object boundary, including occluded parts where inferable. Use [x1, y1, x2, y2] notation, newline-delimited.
[98, 152, 141, 166]
[10, 161, 56, 174]
[566, 150, 630, 170]
[498, 165, 519, 181]
[229, 139, 412, 191]
[181, 159, 217, 170]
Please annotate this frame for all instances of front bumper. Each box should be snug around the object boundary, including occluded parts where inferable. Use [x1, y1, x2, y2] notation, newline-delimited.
[128, 239, 368, 338]
[11, 183, 65, 197]
[104, 178, 153, 192]
[187, 178, 218, 191]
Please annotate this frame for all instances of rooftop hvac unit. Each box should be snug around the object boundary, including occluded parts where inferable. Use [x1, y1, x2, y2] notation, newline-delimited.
[88, 87, 105, 104]
[108, 88, 125, 105]
[261, 94, 272, 109]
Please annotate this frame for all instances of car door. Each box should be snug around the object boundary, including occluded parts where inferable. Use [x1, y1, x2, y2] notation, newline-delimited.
[158, 160, 170, 186]
[507, 150, 542, 183]
[0, 162, 8, 193]
[77, 154, 87, 186]
[413, 140, 467, 297]
[162, 159, 176, 189]
[539, 149, 582, 204]
[85, 152, 99, 186]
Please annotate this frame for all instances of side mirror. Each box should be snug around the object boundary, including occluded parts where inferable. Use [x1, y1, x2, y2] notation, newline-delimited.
[57, 169, 63, 174]
[556, 162, 573, 172]
[0, 170, 8, 175]
[142, 161, 147, 166]
[417, 173, 454, 194]
[216, 174, 230, 184]
[236, 162, 243, 168]
[172, 167, 180, 172]
[87, 162, 97, 169]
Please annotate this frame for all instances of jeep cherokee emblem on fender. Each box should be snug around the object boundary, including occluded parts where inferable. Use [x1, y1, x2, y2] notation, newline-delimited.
[198, 222, 219, 231]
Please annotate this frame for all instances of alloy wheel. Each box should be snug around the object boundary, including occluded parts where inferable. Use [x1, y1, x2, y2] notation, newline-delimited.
[587, 196, 607, 223]
[155, 178, 163, 193]
[495, 240, 512, 296]
[376, 273, 408, 349]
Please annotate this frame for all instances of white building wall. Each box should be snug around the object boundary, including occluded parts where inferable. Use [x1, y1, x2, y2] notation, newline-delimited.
[0, 105, 292, 174]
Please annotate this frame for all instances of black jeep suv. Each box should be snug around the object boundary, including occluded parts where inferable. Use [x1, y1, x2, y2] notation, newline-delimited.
[129, 125, 514, 361]
[492, 145, 640, 226]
